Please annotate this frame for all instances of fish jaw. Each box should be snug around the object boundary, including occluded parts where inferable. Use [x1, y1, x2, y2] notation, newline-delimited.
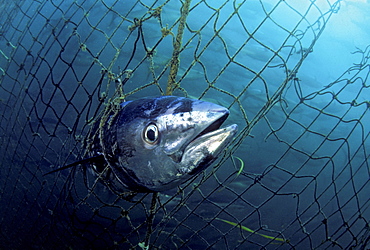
[179, 124, 238, 175]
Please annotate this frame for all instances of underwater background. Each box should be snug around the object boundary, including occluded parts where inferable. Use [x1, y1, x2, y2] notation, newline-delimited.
[0, 0, 369, 249]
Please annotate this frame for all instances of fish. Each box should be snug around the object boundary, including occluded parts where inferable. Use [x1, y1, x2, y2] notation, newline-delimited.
[81, 96, 237, 193]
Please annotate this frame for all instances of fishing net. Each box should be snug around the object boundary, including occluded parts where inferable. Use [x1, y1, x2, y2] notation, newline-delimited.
[0, 0, 369, 249]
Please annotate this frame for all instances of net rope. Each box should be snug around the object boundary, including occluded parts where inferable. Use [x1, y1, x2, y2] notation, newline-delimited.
[0, 0, 369, 249]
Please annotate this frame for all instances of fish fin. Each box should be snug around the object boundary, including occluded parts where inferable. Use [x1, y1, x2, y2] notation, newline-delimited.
[43, 154, 105, 176]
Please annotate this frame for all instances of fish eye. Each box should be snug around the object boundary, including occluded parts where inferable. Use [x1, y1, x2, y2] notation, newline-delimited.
[143, 123, 159, 144]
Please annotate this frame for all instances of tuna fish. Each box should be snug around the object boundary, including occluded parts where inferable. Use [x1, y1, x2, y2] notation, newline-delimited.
[47, 96, 237, 193]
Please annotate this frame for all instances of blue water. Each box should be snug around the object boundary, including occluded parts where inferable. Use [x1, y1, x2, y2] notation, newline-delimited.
[0, 0, 369, 249]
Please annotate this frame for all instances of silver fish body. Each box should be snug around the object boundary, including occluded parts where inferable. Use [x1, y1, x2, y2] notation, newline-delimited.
[86, 96, 237, 192]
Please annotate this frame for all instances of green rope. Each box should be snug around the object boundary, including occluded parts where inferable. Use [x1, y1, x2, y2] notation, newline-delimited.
[165, 0, 192, 95]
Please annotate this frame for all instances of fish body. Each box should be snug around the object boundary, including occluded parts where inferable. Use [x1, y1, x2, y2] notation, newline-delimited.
[85, 96, 237, 192]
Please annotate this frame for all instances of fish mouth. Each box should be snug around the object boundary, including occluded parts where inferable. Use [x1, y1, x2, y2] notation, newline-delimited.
[194, 110, 230, 140]
[180, 110, 238, 173]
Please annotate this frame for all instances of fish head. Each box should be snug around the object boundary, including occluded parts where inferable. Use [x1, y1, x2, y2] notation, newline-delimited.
[102, 96, 237, 192]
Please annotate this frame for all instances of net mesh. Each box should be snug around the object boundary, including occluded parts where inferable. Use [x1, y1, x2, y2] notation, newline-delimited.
[0, 0, 369, 249]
